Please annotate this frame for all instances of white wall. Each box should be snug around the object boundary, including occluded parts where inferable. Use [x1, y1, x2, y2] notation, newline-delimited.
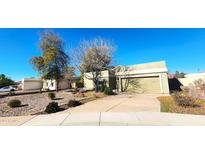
[43, 79, 69, 90]
[43, 80, 56, 90]
[179, 73, 205, 87]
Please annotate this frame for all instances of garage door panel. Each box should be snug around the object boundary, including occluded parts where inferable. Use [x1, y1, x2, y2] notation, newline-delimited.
[121, 76, 161, 93]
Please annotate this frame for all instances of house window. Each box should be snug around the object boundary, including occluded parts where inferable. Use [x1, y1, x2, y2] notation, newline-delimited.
[51, 82, 54, 87]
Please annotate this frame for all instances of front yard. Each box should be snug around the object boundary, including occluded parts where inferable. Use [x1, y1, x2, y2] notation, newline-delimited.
[158, 95, 205, 115]
[0, 91, 106, 117]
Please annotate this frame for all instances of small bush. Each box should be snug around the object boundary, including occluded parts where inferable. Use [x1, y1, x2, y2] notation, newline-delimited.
[104, 87, 114, 95]
[173, 92, 196, 107]
[68, 100, 82, 107]
[45, 102, 60, 113]
[8, 99, 21, 108]
[195, 99, 204, 106]
[48, 92, 55, 100]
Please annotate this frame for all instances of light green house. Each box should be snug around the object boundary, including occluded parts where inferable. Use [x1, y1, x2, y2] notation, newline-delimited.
[84, 61, 170, 94]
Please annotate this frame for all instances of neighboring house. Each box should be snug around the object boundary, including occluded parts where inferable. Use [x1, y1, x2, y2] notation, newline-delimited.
[43, 79, 69, 90]
[84, 61, 170, 94]
[22, 78, 43, 91]
[22, 77, 80, 91]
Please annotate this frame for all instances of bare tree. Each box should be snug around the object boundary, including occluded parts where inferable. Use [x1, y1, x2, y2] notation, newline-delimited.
[71, 37, 115, 92]
[115, 66, 130, 92]
[194, 79, 205, 96]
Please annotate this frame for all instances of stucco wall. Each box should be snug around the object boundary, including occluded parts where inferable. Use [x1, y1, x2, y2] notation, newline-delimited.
[127, 61, 167, 71]
[84, 70, 111, 90]
[179, 76, 205, 87]
[177, 73, 205, 87]
[84, 72, 95, 89]
[160, 73, 170, 94]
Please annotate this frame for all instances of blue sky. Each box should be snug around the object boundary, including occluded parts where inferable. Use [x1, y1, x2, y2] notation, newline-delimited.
[0, 28, 205, 81]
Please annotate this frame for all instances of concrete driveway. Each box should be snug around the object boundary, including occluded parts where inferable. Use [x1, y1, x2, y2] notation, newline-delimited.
[67, 93, 162, 113]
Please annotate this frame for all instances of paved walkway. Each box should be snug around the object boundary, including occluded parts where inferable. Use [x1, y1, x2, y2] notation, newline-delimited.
[65, 94, 161, 113]
[1, 112, 205, 126]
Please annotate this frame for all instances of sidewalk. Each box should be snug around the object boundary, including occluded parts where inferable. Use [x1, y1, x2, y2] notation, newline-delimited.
[1, 112, 205, 126]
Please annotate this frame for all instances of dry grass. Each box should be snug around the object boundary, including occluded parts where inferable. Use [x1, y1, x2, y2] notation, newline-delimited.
[74, 91, 106, 104]
[158, 96, 205, 115]
[75, 91, 106, 98]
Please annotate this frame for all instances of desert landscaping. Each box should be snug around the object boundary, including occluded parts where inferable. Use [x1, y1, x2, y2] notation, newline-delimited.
[0, 90, 107, 117]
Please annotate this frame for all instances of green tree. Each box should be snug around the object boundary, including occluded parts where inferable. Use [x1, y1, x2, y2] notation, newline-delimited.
[175, 71, 186, 78]
[0, 74, 15, 87]
[72, 37, 115, 92]
[30, 30, 69, 91]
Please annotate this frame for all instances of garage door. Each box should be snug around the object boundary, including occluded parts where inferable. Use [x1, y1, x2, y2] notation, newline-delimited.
[121, 76, 161, 93]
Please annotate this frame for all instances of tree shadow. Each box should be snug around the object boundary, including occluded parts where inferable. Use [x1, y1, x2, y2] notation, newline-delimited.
[19, 104, 29, 107]
[121, 77, 141, 92]
[53, 97, 64, 100]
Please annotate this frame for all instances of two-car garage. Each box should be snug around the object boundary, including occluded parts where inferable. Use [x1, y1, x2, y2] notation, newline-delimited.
[116, 61, 170, 94]
[121, 76, 161, 93]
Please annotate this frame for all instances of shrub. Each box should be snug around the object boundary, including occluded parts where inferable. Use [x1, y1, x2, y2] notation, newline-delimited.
[68, 100, 82, 107]
[103, 87, 114, 95]
[100, 84, 106, 92]
[45, 102, 60, 113]
[173, 92, 196, 107]
[48, 92, 55, 100]
[8, 99, 21, 108]
[195, 99, 204, 106]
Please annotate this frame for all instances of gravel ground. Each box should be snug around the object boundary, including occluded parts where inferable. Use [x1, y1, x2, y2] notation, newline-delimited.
[0, 91, 75, 117]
